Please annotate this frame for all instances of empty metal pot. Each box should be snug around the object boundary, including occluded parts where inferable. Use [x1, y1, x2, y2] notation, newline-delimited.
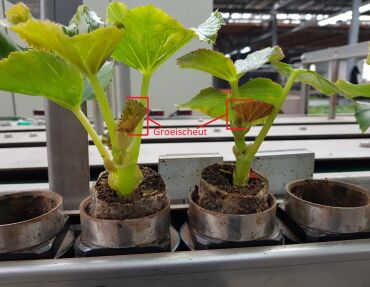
[188, 189, 277, 241]
[286, 179, 370, 234]
[80, 196, 171, 248]
[0, 190, 64, 253]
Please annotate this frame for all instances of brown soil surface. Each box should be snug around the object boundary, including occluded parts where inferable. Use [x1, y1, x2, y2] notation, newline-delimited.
[96, 166, 165, 204]
[89, 166, 168, 220]
[291, 180, 369, 207]
[0, 195, 55, 225]
[201, 163, 264, 196]
[197, 163, 270, 214]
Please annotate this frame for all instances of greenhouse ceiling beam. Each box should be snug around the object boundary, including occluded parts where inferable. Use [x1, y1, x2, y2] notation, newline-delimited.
[273, 0, 295, 11]
[249, 0, 370, 46]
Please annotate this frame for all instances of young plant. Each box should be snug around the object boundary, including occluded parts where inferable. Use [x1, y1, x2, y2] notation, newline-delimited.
[178, 48, 337, 187]
[0, 3, 224, 197]
[102, 2, 224, 195]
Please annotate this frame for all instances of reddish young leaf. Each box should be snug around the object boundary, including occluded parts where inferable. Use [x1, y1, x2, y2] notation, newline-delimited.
[231, 99, 274, 126]
[249, 171, 260, 180]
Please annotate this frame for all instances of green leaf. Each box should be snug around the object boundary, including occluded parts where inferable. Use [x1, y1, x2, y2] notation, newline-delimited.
[106, 1, 127, 26]
[230, 78, 283, 126]
[11, 18, 124, 75]
[0, 30, 21, 59]
[367, 42, 370, 65]
[190, 10, 225, 44]
[272, 61, 338, 95]
[0, 51, 83, 110]
[239, 78, 283, 106]
[108, 3, 195, 74]
[354, 101, 370, 132]
[177, 49, 237, 81]
[180, 78, 282, 124]
[83, 61, 114, 101]
[271, 60, 292, 76]
[179, 87, 228, 119]
[235, 46, 284, 78]
[62, 5, 105, 36]
[336, 80, 370, 99]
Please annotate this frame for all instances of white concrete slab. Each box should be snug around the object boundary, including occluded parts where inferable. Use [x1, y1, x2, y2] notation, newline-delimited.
[0, 123, 366, 146]
[0, 139, 370, 171]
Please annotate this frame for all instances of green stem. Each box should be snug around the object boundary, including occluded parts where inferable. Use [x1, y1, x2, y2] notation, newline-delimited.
[229, 79, 249, 186]
[131, 72, 152, 162]
[238, 70, 300, 182]
[230, 79, 240, 99]
[87, 74, 117, 151]
[73, 108, 110, 161]
[113, 72, 152, 196]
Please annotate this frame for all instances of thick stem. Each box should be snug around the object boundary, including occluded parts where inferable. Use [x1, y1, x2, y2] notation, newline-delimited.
[87, 74, 117, 152]
[230, 79, 240, 99]
[130, 72, 152, 163]
[73, 108, 111, 161]
[112, 72, 152, 196]
[229, 79, 249, 186]
[239, 70, 300, 182]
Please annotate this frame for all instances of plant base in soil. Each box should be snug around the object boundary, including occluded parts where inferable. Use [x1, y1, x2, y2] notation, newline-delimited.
[89, 166, 167, 220]
[197, 163, 270, 214]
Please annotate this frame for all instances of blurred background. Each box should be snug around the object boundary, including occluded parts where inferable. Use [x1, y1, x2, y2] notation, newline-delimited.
[0, 0, 369, 120]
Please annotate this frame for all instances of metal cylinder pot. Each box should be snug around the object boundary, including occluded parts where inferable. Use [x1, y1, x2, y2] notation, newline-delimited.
[0, 191, 64, 253]
[188, 189, 277, 241]
[80, 196, 171, 248]
[286, 179, 370, 233]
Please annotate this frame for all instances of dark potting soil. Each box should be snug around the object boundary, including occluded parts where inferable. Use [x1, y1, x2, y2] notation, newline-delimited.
[0, 195, 55, 225]
[197, 163, 270, 214]
[201, 163, 265, 196]
[95, 166, 166, 204]
[291, 180, 369, 208]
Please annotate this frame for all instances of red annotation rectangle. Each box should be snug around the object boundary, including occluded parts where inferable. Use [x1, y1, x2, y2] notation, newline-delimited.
[127, 96, 149, 137]
[226, 98, 248, 131]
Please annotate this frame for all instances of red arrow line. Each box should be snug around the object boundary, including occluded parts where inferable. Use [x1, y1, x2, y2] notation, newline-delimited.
[196, 114, 225, 129]
[148, 117, 163, 127]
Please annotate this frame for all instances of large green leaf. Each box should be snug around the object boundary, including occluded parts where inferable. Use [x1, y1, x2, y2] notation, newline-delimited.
[231, 78, 282, 126]
[190, 10, 225, 44]
[107, 3, 194, 74]
[235, 46, 284, 79]
[272, 61, 337, 95]
[62, 5, 105, 36]
[11, 18, 123, 75]
[0, 51, 83, 110]
[177, 49, 237, 81]
[239, 78, 283, 106]
[0, 30, 21, 59]
[354, 101, 370, 132]
[180, 87, 229, 119]
[336, 80, 370, 99]
[180, 78, 282, 122]
[83, 61, 114, 101]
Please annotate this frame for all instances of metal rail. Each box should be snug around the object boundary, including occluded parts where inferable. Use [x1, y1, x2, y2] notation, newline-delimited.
[0, 239, 370, 287]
